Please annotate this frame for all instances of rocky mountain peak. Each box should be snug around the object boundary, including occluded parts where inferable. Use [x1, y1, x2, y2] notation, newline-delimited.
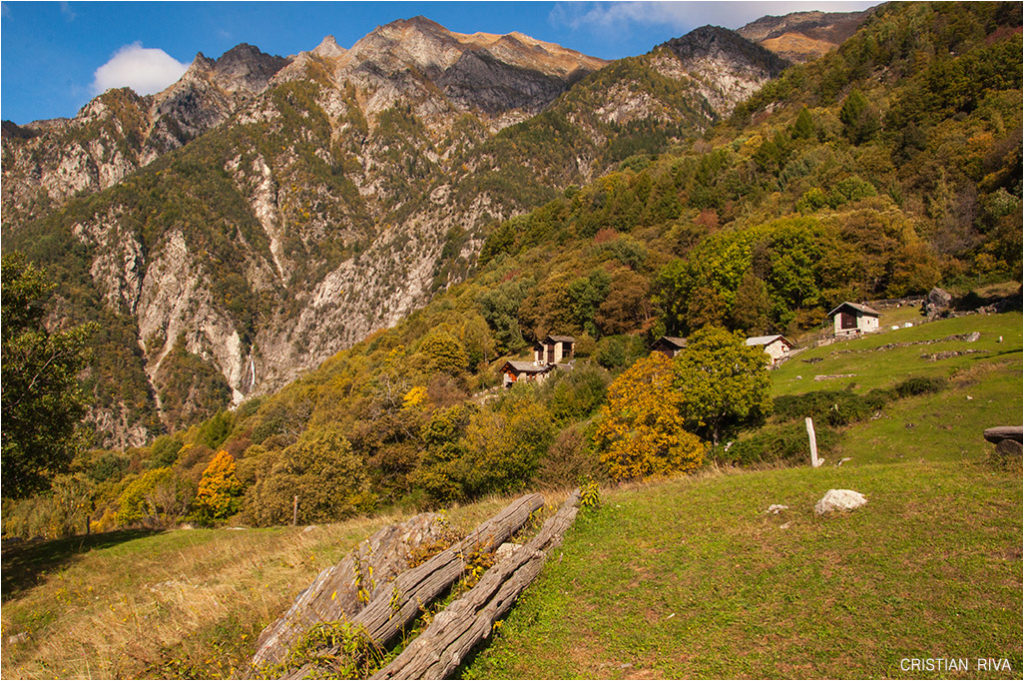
[336, 16, 606, 121]
[653, 25, 789, 117]
[662, 25, 789, 77]
[209, 43, 291, 94]
[312, 35, 345, 59]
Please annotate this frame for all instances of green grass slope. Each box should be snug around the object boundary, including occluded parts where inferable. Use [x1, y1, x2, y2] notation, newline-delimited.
[462, 461, 1021, 679]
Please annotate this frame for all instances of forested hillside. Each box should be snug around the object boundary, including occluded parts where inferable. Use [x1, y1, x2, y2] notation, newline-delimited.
[2, 17, 782, 446]
[3, 1, 1021, 539]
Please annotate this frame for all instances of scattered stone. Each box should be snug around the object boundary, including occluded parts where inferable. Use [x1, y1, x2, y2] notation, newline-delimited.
[779, 522, 791, 529]
[302, 525, 317, 533]
[965, 331, 981, 342]
[666, 613, 675, 619]
[903, 322, 913, 328]
[996, 439, 1023, 457]
[766, 504, 789, 514]
[7, 632, 28, 645]
[835, 457, 852, 467]
[923, 287, 953, 319]
[921, 349, 983, 361]
[494, 542, 521, 562]
[179, 523, 194, 530]
[814, 373, 855, 381]
[815, 489, 867, 515]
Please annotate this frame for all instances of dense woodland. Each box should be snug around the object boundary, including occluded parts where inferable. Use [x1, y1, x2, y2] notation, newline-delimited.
[3, 2, 1021, 538]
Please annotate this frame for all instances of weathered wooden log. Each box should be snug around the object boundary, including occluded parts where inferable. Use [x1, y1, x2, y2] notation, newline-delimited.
[983, 426, 1023, 444]
[252, 513, 446, 669]
[282, 493, 544, 679]
[372, 489, 581, 680]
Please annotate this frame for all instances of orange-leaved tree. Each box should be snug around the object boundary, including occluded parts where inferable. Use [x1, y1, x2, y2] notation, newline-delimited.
[593, 352, 704, 481]
[194, 450, 244, 522]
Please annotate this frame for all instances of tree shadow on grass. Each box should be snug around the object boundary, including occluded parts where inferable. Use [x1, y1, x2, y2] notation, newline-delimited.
[1, 529, 159, 602]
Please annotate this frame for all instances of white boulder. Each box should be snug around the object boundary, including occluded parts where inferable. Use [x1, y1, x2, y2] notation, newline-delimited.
[814, 489, 868, 515]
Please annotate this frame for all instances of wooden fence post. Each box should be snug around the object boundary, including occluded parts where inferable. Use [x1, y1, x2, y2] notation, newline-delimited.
[806, 417, 821, 467]
[292, 495, 298, 526]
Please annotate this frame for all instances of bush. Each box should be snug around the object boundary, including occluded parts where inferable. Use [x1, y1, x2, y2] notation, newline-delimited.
[721, 422, 839, 466]
[116, 467, 195, 528]
[243, 426, 375, 526]
[536, 425, 602, 489]
[543, 362, 610, 423]
[894, 376, 947, 398]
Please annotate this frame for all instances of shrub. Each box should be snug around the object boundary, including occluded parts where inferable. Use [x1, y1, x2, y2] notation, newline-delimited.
[721, 422, 839, 467]
[243, 426, 375, 526]
[536, 425, 602, 489]
[116, 467, 195, 528]
[894, 376, 947, 398]
[543, 362, 610, 424]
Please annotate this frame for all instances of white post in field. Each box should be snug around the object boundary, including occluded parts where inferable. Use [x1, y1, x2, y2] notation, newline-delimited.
[806, 417, 821, 468]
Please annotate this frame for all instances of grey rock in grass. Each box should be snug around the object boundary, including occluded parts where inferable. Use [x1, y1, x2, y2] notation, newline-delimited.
[814, 489, 867, 515]
[766, 504, 789, 514]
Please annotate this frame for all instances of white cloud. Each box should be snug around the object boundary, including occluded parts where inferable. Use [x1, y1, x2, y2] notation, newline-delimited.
[91, 42, 188, 96]
[60, 1, 75, 21]
[551, 1, 881, 33]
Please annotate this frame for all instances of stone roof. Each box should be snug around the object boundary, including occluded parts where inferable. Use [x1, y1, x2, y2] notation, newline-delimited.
[503, 360, 551, 374]
[827, 301, 879, 317]
[745, 334, 792, 347]
[655, 336, 688, 348]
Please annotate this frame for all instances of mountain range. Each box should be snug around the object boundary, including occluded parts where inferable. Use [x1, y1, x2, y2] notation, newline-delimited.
[2, 12, 812, 446]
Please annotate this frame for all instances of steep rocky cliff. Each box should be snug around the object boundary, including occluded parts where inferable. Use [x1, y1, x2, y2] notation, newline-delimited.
[3, 18, 785, 446]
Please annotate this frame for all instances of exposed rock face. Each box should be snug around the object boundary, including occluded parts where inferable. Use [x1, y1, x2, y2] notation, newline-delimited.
[1, 43, 290, 222]
[738, 9, 873, 62]
[3, 18, 791, 445]
[659, 26, 790, 116]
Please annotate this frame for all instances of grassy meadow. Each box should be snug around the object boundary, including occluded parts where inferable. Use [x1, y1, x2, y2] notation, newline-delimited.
[2, 312, 1020, 679]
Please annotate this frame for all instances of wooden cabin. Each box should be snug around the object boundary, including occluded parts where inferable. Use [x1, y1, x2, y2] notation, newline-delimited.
[533, 335, 575, 365]
[652, 336, 688, 358]
[827, 302, 880, 338]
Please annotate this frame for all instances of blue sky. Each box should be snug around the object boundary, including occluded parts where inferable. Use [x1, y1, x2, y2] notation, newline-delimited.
[1, 1, 878, 125]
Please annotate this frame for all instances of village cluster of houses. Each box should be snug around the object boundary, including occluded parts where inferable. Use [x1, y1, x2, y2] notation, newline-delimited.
[500, 302, 880, 387]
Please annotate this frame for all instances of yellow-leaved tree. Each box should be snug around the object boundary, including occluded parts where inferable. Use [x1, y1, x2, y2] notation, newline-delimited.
[193, 450, 244, 522]
[593, 352, 705, 481]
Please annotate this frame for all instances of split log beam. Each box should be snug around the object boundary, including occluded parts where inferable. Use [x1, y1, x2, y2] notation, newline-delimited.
[252, 512, 444, 668]
[372, 489, 581, 680]
[353, 492, 544, 645]
[281, 493, 544, 679]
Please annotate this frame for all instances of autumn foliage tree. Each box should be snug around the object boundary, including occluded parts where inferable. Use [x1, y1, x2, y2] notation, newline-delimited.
[193, 450, 244, 522]
[593, 352, 705, 481]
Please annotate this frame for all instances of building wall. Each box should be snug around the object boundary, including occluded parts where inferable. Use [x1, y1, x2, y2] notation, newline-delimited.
[832, 310, 879, 337]
[764, 340, 790, 363]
